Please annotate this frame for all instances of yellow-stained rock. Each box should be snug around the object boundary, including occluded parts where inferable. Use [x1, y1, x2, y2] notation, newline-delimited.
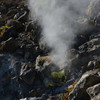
[61, 81, 78, 100]
[35, 55, 52, 67]
[0, 24, 9, 37]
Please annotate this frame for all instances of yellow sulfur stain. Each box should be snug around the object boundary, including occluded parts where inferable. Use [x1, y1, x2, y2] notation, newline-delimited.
[0, 24, 9, 30]
[0, 24, 9, 37]
[61, 81, 78, 100]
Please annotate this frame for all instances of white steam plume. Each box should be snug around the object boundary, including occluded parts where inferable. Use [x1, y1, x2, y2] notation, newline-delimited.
[28, 0, 90, 68]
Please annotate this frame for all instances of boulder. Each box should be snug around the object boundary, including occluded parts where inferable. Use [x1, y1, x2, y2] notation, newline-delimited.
[87, 59, 100, 69]
[79, 38, 100, 55]
[87, 0, 100, 17]
[87, 0, 100, 25]
[87, 83, 100, 100]
[35, 56, 52, 69]
[87, 61, 96, 69]
[20, 63, 37, 85]
[35, 55, 58, 73]
[68, 69, 100, 100]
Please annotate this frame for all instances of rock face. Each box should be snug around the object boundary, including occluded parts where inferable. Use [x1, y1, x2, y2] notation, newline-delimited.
[87, 83, 100, 100]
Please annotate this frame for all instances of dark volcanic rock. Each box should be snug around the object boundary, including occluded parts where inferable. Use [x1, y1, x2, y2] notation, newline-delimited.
[70, 33, 100, 76]
[0, 3, 7, 14]
[79, 37, 100, 54]
[20, 63, 37, 85]
[0, 20, 25, 42]
[0, 54, 21, 100]
[68, 69, 100, 100]
[0, 37, 19, 53]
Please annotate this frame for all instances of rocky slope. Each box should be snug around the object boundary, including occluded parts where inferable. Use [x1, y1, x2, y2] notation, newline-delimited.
[0, 0, 100, 100]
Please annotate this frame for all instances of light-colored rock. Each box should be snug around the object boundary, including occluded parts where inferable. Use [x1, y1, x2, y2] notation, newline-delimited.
[20, 98, 27, 100]
[35, 55, 52, 68]
[87, 0, 100, 25]
[68, 69, 100, 100]
[87, 83, 100, 100]
[87, 0, 100, 18]
[79, 38, 100, 53]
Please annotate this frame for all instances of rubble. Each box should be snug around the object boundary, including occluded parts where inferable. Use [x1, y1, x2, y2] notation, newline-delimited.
[0, 0, 100, 100]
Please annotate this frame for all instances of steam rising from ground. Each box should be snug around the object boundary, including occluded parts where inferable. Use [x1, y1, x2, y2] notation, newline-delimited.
[28, 0, 90, 68]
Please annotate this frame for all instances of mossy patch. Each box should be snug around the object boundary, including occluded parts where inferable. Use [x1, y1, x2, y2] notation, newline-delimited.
[51, 72, 66, 79]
